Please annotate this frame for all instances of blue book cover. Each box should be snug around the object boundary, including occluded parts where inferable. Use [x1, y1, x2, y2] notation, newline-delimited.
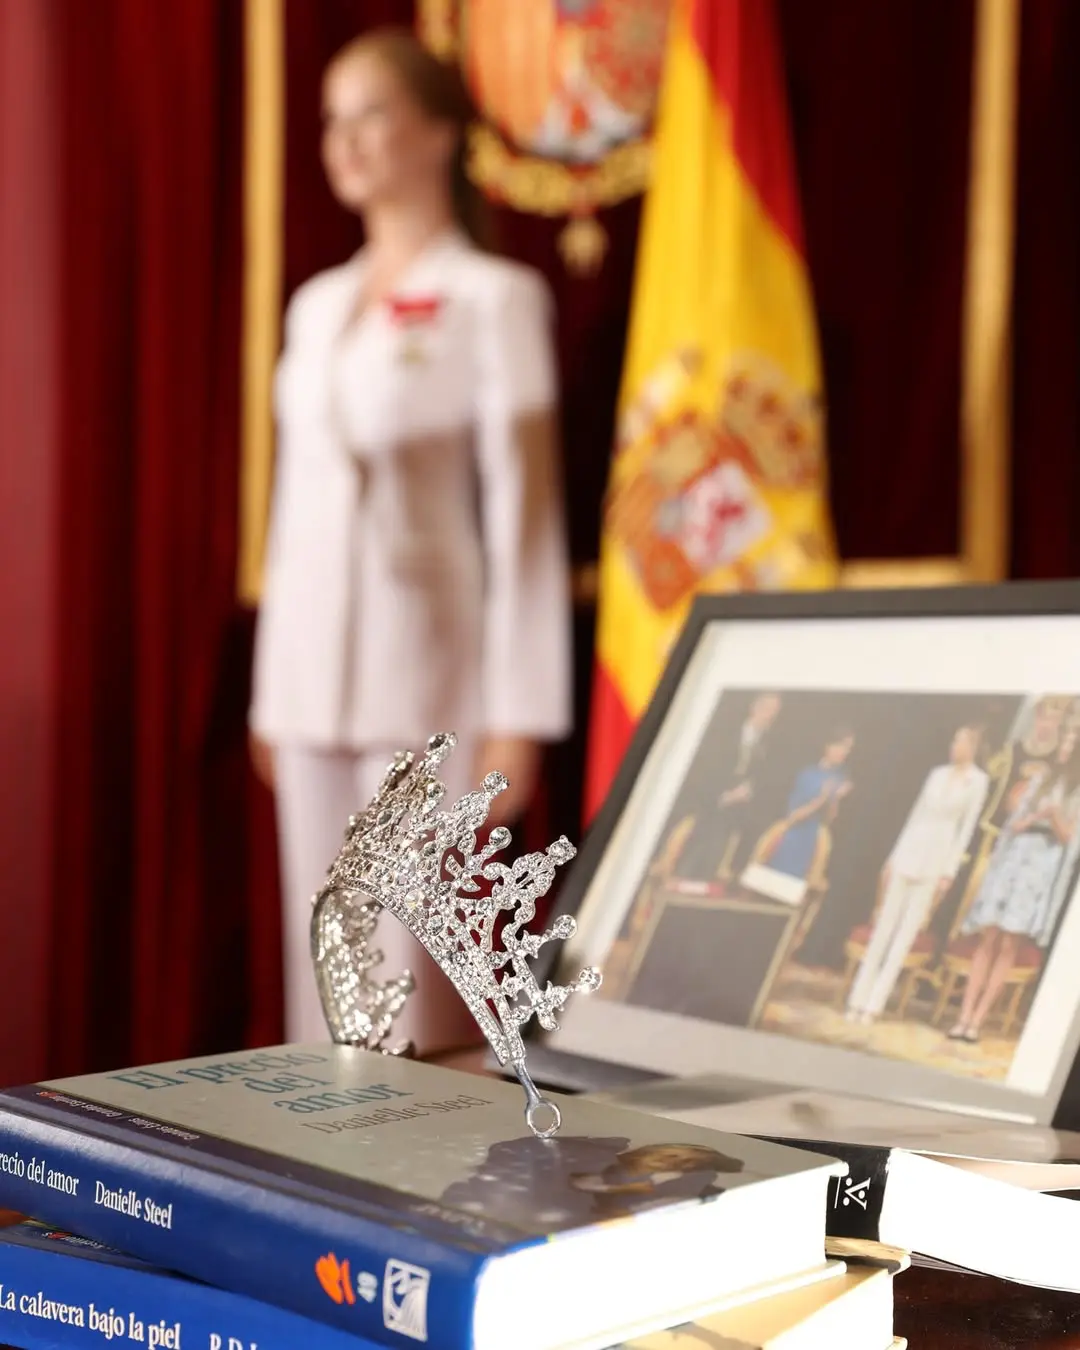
[0, 1207, 385, 1349]
[0, 1213, 883, 1350]
[0, 1045, 839, 1350]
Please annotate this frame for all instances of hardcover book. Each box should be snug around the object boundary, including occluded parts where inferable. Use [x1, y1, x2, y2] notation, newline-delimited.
[625, 1262, 897, 1350]
[595, 1078, 1080, 1291]
[0, 1045, 841, 1350]
[0, 1208, 383, 1350]
[0, 1211, 887, 1350]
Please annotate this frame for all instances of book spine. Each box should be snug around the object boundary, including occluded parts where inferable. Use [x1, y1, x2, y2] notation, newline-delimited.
[754, 1137, 891, 1243]
[0, 1237, 385, 1350]
[0, 1110, 484, 1350]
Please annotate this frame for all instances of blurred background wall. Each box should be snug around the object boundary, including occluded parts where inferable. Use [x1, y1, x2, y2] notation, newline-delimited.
[0, 0, 1077, 1081]
[0, 0, 56, 1084]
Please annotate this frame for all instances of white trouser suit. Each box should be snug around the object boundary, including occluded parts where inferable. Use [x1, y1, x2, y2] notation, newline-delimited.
[846, 873, 940, 1017]
[847, 760, 989, 1019]
[250, 230, 572, 1055]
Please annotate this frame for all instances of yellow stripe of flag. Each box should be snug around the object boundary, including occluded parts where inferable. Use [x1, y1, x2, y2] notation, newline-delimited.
[585, 0, 838, 818]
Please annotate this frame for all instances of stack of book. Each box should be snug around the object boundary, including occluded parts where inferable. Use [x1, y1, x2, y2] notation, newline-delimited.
[0, 1044, 904, 1350]
[594, 1075, 1080, 1295]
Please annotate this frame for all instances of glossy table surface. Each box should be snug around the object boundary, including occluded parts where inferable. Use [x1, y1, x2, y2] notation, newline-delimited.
[896, 1264, 1080, 1347]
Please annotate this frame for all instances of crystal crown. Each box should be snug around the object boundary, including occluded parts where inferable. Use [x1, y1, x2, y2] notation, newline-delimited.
[311, 732, 601, 1136]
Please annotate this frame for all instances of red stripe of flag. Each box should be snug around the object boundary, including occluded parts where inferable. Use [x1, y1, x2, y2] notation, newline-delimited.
[689, 0, 804, 251]
[583, 663, 637, 825]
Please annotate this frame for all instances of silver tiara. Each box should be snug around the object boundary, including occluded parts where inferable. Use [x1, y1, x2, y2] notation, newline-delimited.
[310, 732, 601, 1138]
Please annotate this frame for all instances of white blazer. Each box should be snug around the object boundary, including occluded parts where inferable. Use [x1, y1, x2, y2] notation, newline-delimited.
[250, 228, 572, 750]
[887, 763, 990, 882]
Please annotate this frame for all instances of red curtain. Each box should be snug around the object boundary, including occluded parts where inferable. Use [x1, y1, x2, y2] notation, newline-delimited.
[283, 0, 397, 293]
[0, 0, 57, 1084]
[1010, 0, 1080, 579]
[43, 0, 258, 1076]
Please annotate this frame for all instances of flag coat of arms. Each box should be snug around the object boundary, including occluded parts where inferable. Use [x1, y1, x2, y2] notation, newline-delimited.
[585, 0, 839, 817]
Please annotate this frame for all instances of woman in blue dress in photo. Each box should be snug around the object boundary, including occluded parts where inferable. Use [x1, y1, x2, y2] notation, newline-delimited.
[765, 728, 856, 880]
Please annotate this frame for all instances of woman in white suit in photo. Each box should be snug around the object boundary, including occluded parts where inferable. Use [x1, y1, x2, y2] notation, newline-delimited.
[249, 29, 571, 1055]
[845, 724, 989, 1024]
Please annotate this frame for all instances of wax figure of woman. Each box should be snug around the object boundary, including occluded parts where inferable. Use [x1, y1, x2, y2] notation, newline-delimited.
[249, 29, 572, 1054]
[949, 727, 1080, 1043]
[846, 724, 989, 1025]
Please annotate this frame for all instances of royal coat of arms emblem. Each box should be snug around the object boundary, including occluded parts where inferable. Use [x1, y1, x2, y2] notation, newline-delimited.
[607, 352, 832, 610]
[418, 0, 673, 272]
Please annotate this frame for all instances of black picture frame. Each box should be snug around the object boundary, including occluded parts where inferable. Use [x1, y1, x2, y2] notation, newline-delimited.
[534, 579, 1080, 1129]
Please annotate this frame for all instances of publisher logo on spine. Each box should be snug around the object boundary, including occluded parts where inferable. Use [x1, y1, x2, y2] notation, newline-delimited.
[316, 1252, 380, 1306]
[383, 1258, 430, 1341]
[836, 1177, 870, 1210]
[315, 1251, 355, 1305]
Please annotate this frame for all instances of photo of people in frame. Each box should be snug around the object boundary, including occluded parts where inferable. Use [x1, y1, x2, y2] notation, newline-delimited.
[599, 688, 1080, 1085]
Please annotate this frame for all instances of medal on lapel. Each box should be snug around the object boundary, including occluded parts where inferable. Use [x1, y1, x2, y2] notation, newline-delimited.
[387, 294, 444, 365]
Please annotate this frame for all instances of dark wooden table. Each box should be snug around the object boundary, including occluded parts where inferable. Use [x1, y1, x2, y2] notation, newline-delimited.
[893, 1264, 1080, 1346]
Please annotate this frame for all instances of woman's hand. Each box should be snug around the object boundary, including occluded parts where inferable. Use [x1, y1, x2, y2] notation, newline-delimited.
[249, 730, 275, 790]
[473, 736, 542, 826]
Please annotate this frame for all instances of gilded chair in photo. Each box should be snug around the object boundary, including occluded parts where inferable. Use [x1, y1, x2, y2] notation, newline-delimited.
[640, 815, 698, 907]
[659, 814, 756, 903]
[835, 908, 936, 1014]
[601, 814, 697, 1001]
[748, 821, 832, 1001]
[935, 881, 1044, 1039]
[934, 933, 1042, 1037]
[855, 842, 989, 1023]
[917, 843, 1042, 1037]
[745, 815, 834, 897]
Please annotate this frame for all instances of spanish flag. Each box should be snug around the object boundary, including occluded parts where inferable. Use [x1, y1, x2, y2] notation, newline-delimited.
[584, 0, 839, 819]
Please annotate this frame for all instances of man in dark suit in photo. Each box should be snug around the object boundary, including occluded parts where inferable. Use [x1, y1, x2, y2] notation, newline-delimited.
[675, 692, 783, 885]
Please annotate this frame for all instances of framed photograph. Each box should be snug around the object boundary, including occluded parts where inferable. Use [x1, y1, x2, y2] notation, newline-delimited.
[541, 582, 1080, 1126]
